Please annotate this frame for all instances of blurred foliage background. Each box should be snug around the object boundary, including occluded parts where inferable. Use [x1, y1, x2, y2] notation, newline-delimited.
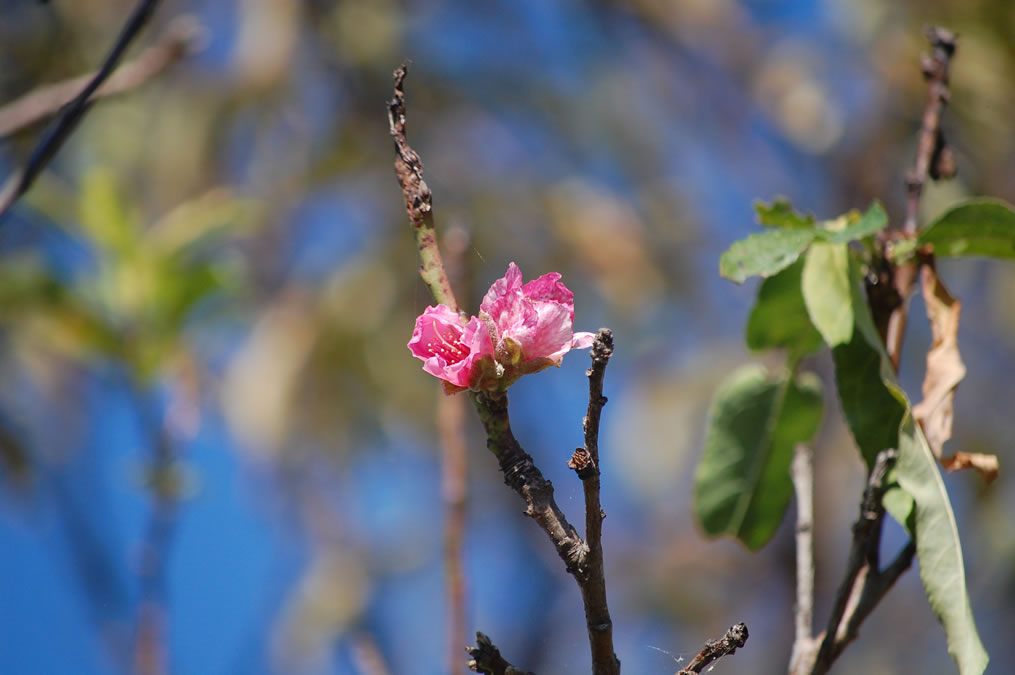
[1, 1, 1014, 673]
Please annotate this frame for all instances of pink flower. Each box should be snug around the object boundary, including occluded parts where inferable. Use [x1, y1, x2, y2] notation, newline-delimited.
[408, 263, 594, 392]
[407, 305, 494, 392]
[480, 263, 595, 370]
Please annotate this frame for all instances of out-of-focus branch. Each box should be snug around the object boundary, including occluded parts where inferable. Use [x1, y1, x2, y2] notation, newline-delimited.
[0, 0, 164, 219]
[439, 228, 472, 675]
[0, 16, 203, 139]
[569, 328, 620, 674]
[811, 449, 915, 675]
[466, 632, 533, 675]
[882, 26, 957, 370]
[133, 391, 178, 675]
[789, 445, 818, 675]
[678, 623, 749, 675]
[387, 62, 458, 310]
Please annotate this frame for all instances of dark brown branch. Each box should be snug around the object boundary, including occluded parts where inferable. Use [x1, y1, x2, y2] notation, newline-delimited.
[811, 450, 915, 675]
[678, 623, 749, 675]
[0, 16, 202, 139]
[570, 329, 620, 674]
[789, 445, 818, 675]
[0, 0, 164, 220]
[466, 632, 533, 675]
[472, 390, 589, 578]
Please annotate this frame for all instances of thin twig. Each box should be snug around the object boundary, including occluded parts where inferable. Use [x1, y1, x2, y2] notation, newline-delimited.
[883, 26, 957, 371]
[789, 445, 818, 675]
[678, 623, 749, 675]
[466, 632, 533, 675]
[569, 329, 620, 674]
[0, 16, 202, 139]
[568, 326, 621, 669]
[0, 0, 164, 219]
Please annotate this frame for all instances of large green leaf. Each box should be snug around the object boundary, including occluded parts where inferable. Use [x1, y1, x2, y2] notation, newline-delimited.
[919, 198, 1015, 259]
[694, 364, 823, 551]
[802, 241, 853, 347]
[719, 228, 817, 283]
[745, 259, 822, 357]
[896, 417, 989, 674]
[832, 255, 987, 674]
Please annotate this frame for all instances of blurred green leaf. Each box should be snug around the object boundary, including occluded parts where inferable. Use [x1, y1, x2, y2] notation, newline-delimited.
[802, 241, 853, 346]
[78, 168, 137, 255]
[818, 202, 888, 244]
[755, 199, 815, 228]
[719, 228, 816, 283]
[694, 364, 823, 551]
[830, 256, 987, 673]
[146, 188, 261, 256]
[745, 259, 822, 357]
[919, 199, 1015, 259]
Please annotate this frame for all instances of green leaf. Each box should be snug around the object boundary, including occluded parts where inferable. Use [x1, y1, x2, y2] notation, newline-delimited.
[719, 228, 817, 284]
[802, 241, 853, 346]
[831, 257, 987, 673]
[146, 189, 261, 256]
[745, 259, 822, 357]
[755, 199, 816, 228]
[695, 364, 823, 551]
[78, 168, 137, 255]
[895, 417, 989, 674]
[919, 198, 1015, 259]
[817, 202, 888, 244]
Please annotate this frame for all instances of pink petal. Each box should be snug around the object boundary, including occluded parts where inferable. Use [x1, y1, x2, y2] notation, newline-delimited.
[572, 332, 596, 349]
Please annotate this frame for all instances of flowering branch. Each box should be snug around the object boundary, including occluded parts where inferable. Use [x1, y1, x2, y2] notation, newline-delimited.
[391, 67, 618, 674]
[677, 623, 749, 675]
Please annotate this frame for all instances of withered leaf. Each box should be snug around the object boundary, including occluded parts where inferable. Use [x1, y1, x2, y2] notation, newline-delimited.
[912, 264, 965, 459]
[941, 452, 1000, 484]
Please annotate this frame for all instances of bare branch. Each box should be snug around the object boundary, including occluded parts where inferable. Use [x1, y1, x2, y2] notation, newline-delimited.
[811, 450, 915, 675]
[0, 16, 203, 139]
[569, 328, 620, 674]
[0, 0, 164, 220]
[678, 623, 749, 675]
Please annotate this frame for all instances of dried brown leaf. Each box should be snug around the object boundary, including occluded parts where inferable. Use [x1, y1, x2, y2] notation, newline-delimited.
[912, 264, 965, 458]
[941, 452, 1000, 484]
